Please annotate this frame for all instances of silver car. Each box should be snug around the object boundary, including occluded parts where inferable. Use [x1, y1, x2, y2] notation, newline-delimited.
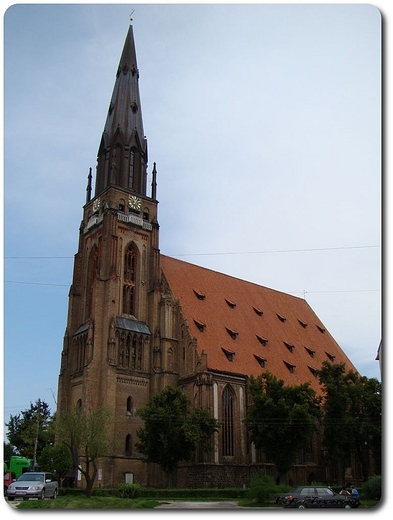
[6, 472, 58, 501]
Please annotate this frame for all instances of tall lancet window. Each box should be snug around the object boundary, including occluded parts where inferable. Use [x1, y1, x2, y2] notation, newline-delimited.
[128, 150, 135, 189]
[123, 244, 137, 315]
[222, 385, 235, 457]
[85, 246, 99, 319]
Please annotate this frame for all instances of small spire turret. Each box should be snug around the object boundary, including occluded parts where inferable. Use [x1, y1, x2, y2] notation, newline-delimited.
[151, 163, 157, 200]
[86, 167, 92, 204]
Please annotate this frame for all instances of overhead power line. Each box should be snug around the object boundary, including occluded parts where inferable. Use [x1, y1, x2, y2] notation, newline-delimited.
[5, 280, 69, 287]
[4, 244, 380, 260]
[172, 245, 381, 257]
[4, 256, 73, 259]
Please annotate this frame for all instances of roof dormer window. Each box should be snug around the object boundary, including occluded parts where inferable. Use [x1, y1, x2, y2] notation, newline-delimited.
[193, 289, 206, 301]
[225, 298, 236, 309]
[254, 355, 266, 368]
[193, 319, 206, 332]
[253, 306, 263, 316]
[308, 366, 318, 378]
[298, 319, 308, 328]
[256, 335, 268, 346]
[284, 341, 295, 353]
[325, 352, 335, 362]
[225, 327, 238, 340]
[284, 361, 296, 373]
[316, 325, 326, 333]
[305, 347, 315, 358]
[276, 313, 286, 322]
[222, 348, 235, 362]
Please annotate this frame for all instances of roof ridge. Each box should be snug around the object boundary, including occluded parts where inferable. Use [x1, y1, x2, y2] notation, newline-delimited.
[161, 254, 306, 302]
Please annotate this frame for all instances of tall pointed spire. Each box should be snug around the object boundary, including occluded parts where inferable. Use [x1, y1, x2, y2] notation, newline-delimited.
[95, 24, 148, 197]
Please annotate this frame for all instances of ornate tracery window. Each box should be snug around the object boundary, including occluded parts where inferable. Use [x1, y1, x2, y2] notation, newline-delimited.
[131, 336, 137, 368]
[222, 385, 235, 457]
[137, 338, 143, 370]
[117, 332, 145, 371]
[123, 244, 137, 315]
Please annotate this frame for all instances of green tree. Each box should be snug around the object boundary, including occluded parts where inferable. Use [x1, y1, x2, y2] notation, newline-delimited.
[317, 362, 352, 482]
[4, 442, 16, 467]
[318, 361, 382, 482]
[244, 373, 321, 478]
[6, 399, 54, 462]
[56, 406, 112, 496]
[136, 386, 218, 486]
[38, 443, 72, 483]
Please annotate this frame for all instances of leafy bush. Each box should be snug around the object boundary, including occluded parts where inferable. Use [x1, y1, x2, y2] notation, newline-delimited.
[118, 483, 142, 499]
[248, 473, 278, 504]
[362, 475, 381, 500]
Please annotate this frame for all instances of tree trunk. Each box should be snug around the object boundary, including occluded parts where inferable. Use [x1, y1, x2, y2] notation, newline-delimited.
[83, 459, 97, 497]
[85, 477, 94, 498]
[357, 445, 369, 482]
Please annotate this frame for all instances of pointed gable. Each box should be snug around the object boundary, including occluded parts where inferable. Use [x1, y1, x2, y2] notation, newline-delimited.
[160, 255, 357, 394]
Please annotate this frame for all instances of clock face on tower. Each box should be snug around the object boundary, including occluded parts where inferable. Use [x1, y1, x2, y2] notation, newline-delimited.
[92, 198, 100, 213]
[128, 195, 142, 212]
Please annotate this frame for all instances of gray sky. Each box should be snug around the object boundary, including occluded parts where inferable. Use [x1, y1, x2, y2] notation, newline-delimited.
[3, 3, 382, 430]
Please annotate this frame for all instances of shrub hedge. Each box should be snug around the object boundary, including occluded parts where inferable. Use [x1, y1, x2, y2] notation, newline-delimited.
[60, 486, 248, 499]
[361, 475, 381, 500]
[248, 473, 291, 504]
[137, 487, 248, 499]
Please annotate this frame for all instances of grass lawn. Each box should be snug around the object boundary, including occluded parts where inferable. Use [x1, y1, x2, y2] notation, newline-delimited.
[12, 496, 161, 509]
[9, 495, 380, 510]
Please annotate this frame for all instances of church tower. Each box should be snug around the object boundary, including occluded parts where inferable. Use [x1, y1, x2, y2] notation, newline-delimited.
[57, 24, 162, 486]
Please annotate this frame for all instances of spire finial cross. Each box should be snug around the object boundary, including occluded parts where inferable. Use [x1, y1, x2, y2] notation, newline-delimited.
[129, 10, 135, 22]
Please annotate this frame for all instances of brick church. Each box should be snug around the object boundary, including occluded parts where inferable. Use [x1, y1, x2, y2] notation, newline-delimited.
[57, 24, 360, 489]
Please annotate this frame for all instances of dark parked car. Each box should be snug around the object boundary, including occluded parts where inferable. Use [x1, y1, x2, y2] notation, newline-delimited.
[279, 486, 359, 509]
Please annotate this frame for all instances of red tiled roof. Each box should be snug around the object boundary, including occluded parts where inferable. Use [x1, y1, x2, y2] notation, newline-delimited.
[161, 255, 358, 394]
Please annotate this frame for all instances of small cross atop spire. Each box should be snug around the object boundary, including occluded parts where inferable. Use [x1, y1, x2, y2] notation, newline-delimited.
[129, 10, 135, 23]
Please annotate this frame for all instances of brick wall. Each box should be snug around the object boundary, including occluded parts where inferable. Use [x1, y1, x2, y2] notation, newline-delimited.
[177, 463, 250, 488]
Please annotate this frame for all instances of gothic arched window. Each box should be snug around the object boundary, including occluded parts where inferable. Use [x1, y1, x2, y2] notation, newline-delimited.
[222, 385, 235, 457]
[137, 337, 143, 370]
[125, 334, 131, 367]
[126, 396, 133, 416]
[85, 246, 99, 319]
[123, 244, 137, 315]
[118, 331, 126, 367]
[131, 336, 137, 368]
[125, 434, 132, 456]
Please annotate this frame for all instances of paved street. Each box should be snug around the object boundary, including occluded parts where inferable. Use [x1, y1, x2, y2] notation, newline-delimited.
[155, 501, 243, 509]
[5, 499, 20, 509]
